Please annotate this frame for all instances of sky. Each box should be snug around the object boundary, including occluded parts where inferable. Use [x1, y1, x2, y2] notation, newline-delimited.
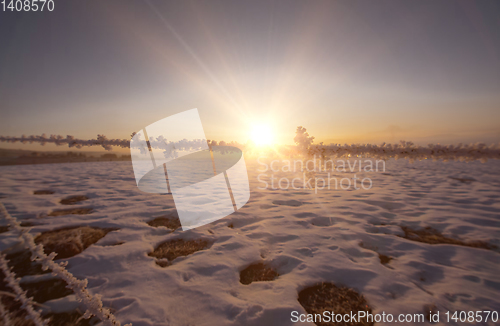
[0, 0, 499, 152]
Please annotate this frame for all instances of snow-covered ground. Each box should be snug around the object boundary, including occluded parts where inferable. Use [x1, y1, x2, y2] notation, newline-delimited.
[0, 158, 499, 325]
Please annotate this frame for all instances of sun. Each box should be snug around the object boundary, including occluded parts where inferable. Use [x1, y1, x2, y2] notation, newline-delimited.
[250, 124, 274, 146]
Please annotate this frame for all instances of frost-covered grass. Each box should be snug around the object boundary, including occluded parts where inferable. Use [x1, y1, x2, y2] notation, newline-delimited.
[298, 282, 373, 326]
[0, 204, 129, 326]
[399, 226, 496, 250]
[239, 262, 279, 285]
[46, 208, 94, 217]
[148, 238, 211, 266]
[35, 226, 115, 259]
[0, 252, 48, 326]
[2, 128, 499, 162]
[59, 195, 89, 206]
[147, 215, 181, 231]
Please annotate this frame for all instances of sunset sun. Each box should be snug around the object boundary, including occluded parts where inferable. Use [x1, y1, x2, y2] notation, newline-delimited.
[250, 124, 274, 146]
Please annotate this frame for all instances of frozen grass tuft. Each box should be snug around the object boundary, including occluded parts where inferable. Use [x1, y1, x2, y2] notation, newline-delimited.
[44, 311, 95, 326]
[239, 262, 279, 285]
[33, 190, 54, 195]
[0, 282, 93, 326]
[399, 226, 496, 250]
[59, 195, 89, 205]
[298, 282, 373, 326]
[358, 242, 393, 266]
[0, 255, 48, 325]
[148, 239, 211, 266]
[272, 200, 303, 207]
[5, 249, 47, 277]
[448, 177, 476, 184]
[47, 208, 93, 217]
[1, 204, 129, 326]
[35, 226, 116, 259]
[147, 215, 181, 231]
[21, 278, 74, 303]
[378, 254, 393, 265]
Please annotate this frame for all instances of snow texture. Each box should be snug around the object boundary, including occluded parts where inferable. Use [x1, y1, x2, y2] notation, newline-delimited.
[0, 158, 499, 326]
